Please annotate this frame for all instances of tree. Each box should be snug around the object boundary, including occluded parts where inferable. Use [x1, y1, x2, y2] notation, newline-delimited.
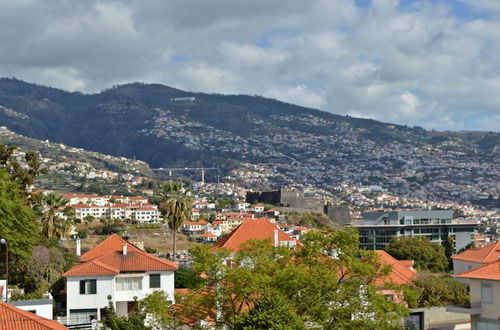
[384, 237, 448, 272]
[233, 295, 305, 330]
[102, 296, 151, 330]
[158, 182, 192, 261]
[0, 169, 39, 260]
[178, 228, 408, 329]
[139, 290, 180, 329]
[10, 245, 66, 295]
[0, 144, 47, 203]
[39, 193, 73, 239]
[404, 273, 469, 308]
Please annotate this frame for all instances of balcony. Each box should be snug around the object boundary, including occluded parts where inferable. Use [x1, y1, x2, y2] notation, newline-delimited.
[446, 303, 482, 315]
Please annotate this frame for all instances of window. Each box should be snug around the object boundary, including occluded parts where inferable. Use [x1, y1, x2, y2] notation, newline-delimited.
[79, 280, 97, 295]
[116, 277, 142, 291]
[150, 274, 161, 288]
[69, 309, 97, 325]
[481, 283, 493, 304]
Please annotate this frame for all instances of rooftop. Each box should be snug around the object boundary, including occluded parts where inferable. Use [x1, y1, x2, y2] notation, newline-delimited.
[212, 218, 293, 252]
[451, 241, 500, 263]
[0, 301, 68, 330]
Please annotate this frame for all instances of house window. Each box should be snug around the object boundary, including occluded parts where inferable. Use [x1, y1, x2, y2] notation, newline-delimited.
[481, 283, 493, 304]
[116, 277, 142, 291]
[150, 274, 161, 288]
[79, 280, 97, 295]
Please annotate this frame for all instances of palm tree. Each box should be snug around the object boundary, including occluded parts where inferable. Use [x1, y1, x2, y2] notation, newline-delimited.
[158, 182, 192, 261]
[40, 193, 72, 239]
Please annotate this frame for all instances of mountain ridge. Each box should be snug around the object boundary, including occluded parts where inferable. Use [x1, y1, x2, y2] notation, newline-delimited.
[0, 77, 498, 205]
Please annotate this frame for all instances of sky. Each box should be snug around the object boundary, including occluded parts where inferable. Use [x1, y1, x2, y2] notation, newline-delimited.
[0, 0, 499, 132]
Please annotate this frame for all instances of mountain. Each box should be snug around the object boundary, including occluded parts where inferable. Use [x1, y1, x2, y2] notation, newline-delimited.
[0, 126, 154, 193]
[0, 78, 498, 204]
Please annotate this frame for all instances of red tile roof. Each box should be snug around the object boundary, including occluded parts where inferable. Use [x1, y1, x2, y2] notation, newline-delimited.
[79, 234, 143, 261]
[0, 301, 68, 329]
[451, 241, 500, 263]
[456, 259, 500, 280]
[374, 251, 417, 286]
[201, 232, 217, 238]
[64, 234, 177, 276]
[212, 218, 293, 252]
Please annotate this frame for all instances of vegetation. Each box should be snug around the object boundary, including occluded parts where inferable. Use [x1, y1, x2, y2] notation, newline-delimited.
[233, 295, 305, 330]
[102, 292, 179, 330]
[38, 193, 74, 239]
[174, 268, 205, 289]
[285, 210, 336, 229]
[158, 182, 192, 261]
[178, 228, 408, 329]
[0, 169, 39, 259]
[384, 236, 449, 272]
[406, 273, 469, 308]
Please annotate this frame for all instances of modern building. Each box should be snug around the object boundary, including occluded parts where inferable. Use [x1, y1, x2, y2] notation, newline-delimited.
[63, 234, 177, 326]
[351, 210, 476, 253]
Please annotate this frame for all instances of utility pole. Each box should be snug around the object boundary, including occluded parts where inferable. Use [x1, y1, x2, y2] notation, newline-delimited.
[0, 239, 8, 303]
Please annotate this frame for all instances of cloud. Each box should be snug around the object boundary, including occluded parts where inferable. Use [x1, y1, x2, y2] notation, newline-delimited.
[0, 0, 498, 131]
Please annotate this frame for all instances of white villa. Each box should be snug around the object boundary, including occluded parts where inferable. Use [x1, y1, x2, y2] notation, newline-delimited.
[63, 234, 177, 325]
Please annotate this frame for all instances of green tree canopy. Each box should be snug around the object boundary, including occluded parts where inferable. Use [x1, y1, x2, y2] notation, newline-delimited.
[233, 295, 305, 330]
[0, 169, 39, 259]
[0, 144, 47, 202]
[38, 192, 72, 239]
[178, 228, 408, 329]
[384, 236, 449, 272]
[405, 273, 469, 308]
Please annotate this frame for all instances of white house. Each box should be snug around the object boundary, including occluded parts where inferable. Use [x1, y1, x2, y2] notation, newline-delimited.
[63, 234, 177, 326]
[448, 259, 500, 329]
[253, 204, 265, 213]
[10, 299, 54, 320]
[234, 201, 249, 211]
[182, 220, 208, 235]
[132, 207, 160, 223]
[451, 241, 500, 284]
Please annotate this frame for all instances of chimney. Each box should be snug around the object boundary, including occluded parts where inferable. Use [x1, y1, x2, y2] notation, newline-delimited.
[274, 229, 279, 247]
[76, 238, 81, 257]
[122, 244, 127, 256]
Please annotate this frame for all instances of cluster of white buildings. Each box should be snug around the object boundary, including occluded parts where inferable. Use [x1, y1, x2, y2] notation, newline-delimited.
[62, 194, 161, 223]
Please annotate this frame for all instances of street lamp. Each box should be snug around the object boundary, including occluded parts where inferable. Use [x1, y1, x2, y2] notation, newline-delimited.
[0, 239, 7, 303]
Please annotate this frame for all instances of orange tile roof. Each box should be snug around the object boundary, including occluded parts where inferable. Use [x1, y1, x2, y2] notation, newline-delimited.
[456, 259, 500, 280]
[0, 301, 68, 329]
[451, 241, 500, 263]
[64, 234, 177, 276]
[212, 218, 293, 252]
[79, 234, 143, 262]
[201, 232, 217, 237]
[374, 251, 417, 286]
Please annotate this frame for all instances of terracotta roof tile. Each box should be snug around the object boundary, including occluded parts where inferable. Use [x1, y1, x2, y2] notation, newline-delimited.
[65, 234, 178, 276]
[374, 251, 417, 286]
[451, 241, 500, 263]
[0, 301, 68, 329]
[80, 234, 143, 262]
[212, 218, 293, 252]
[456, 259, 500, 280]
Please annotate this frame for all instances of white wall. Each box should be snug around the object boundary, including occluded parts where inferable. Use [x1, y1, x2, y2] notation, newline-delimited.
[470, 279, 500, 320]
[11, 301, 53, 320]
[66, 275, 115, 322]
[67, 271, 175, 322]
[453, 260, 485, 284]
